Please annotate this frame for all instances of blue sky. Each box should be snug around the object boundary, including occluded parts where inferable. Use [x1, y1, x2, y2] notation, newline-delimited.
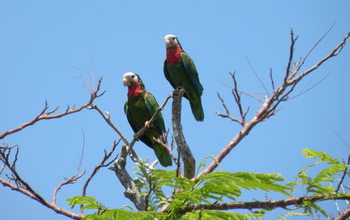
[1, 0, 349, 219]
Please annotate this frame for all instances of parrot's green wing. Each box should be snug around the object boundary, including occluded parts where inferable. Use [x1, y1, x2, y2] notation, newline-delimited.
[144, 92, 166, 133]
[180, 52, 203, 96]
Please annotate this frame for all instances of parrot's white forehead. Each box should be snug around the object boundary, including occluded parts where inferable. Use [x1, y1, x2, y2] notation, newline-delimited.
[164, 34, 177, 40]
[123, 72, 137, 79]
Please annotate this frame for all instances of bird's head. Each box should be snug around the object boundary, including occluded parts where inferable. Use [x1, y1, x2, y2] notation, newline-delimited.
[122, 72, 144, 88]
[164, 34, 182, 49]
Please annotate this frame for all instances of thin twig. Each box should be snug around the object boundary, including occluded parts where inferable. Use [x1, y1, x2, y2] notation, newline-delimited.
[288, 30, 350, 85]
[246, 56, 270, 96]
[296, 23, 336, 74]
[82, 139, 120, 198]
[52, 172, 86, 205]
[90, 105, 129, 145]
[216, 92, 243, 125]
[335, 153, 350, 193]
[284, 30, 298, 83]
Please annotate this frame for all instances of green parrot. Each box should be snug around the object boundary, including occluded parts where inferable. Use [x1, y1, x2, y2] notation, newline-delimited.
[163, 34, 204, 121]
[123, 72, 172, 167]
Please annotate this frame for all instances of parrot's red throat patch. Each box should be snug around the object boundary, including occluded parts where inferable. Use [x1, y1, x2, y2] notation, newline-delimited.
[128, 82, 143, 98]
[166, 45, 183, 64]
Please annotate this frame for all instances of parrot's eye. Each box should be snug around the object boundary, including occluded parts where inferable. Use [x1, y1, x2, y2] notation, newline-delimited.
[131, 75, 135, 78]
[172, 37, 176, 40]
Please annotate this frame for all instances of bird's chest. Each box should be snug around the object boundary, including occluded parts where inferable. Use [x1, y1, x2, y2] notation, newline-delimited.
[128, 99, 150, 127]
[166, 62, 187, 87]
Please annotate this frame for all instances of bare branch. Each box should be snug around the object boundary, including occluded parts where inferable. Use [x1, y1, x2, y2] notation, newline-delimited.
[286, 72, 330, 101]
[90, 105, 129, 145]
[0, 178, 83, 219]
[335, 153, 350, 193]
[0, 78, 105, 140]
[82, 139, 120, 198]
[195, 30, 350, 181]
[288, 30, 350, 85]
[216, 72, 250, 126]
[335, 207, 350, 220]
[269, 68, 275, 92]
[52, 172, 85, 205]
[110, 144, 146, 211]
[0, 146, 83, 219]
[172, 88, 196, 179]
[177, 193, 350, 214]
[296, 23, 335, 74]
[284, 30, 298, 82]
[216, 92, 243, 125]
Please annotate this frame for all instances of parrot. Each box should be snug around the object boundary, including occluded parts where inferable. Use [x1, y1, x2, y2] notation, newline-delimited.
[122, 72, 172, 167]
[163, 34, 204, 121]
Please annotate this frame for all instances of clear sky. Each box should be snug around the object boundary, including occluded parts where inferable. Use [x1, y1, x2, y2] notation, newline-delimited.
[1, 0, 349, 219]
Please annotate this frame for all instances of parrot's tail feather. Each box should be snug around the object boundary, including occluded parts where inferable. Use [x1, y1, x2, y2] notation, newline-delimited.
[154, 143, 172, 167]
[190, 99, 204, 121]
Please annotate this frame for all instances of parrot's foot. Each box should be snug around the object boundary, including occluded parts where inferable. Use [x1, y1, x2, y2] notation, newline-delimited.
[133, 133, 139, 140]
[144, 121, 151, 128]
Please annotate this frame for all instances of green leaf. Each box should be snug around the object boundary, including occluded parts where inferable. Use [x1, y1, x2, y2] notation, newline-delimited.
[299, 149, 348, 194]
[66, 196, 105, 211]
[198, 172, 292, 197]
[66, 196, 98, 209]
[83, 209, 164, 220]
[302, 149, 340, 164]
[182, 210, 264, 220]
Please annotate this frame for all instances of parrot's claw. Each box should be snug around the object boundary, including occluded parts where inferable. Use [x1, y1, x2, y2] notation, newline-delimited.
[144, 121, 151, 128]
[133, 134, 139, 140]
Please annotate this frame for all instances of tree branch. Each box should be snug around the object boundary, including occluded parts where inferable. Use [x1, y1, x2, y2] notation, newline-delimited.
[172, 89, 196, 179]
[335, 207, 350, 220]
[195, 30, 350, 181]
[0, 146, 82, 219]
[81, 139, 120, 198]
[109, 144, 146, 211]
[52, 172, 86, 205]
[94, 94, 173, 210]
[0, 78, 105, 140]
[178, 193, 350, 214]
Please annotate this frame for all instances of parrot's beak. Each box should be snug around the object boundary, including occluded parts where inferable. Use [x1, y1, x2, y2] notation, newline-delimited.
[122, 77, 130, 87]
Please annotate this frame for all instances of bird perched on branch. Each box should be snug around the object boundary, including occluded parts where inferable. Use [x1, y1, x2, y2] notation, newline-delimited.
[123, 72, 172, 167]
[163, 34, 204, 121]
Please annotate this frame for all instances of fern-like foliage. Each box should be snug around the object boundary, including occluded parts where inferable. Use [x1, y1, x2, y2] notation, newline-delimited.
[148, 169, 292, 218]
[297, 149, 348, 194]
[182, 210, 264, 220]
[293, 149, 349, 217]
[66, 149, 349, 220]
